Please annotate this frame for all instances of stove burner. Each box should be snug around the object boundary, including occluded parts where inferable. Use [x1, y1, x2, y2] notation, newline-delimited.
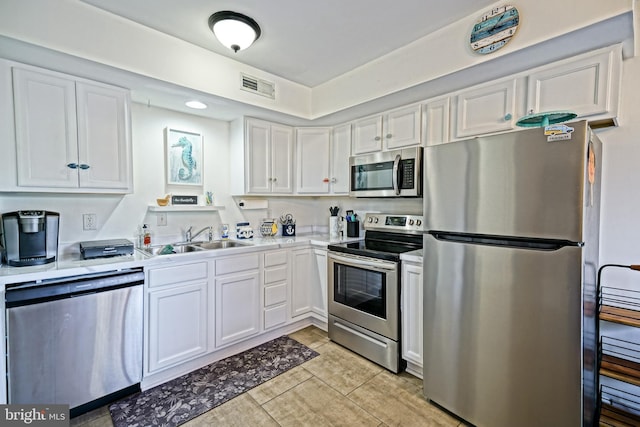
[328, 230, 422, 261]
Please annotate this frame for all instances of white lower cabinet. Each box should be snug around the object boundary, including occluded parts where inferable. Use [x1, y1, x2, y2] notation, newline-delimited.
[402, 261, 423, 377]
[215, 254, 261, 347]
[311, 248, 328, 319]
[146, 261, 210, 374]
[263, 250, 289, 330]
[290, 248, 312, 318]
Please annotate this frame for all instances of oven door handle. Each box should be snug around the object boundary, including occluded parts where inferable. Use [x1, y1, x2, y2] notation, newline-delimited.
[392, 154, 401, 195]
[328, 252, 397, 273]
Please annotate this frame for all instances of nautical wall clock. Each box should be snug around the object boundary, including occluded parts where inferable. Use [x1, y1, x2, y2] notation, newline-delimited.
[470, 5, 520, 55]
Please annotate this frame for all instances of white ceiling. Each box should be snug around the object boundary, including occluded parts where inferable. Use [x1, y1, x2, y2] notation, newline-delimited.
[80, 0, 498, 87]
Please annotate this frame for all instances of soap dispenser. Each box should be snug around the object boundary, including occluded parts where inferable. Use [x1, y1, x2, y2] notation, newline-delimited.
[142, 224, 151, 247]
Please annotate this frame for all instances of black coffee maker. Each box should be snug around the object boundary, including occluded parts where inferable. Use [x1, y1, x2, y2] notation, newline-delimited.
[1, 211, 59, 266]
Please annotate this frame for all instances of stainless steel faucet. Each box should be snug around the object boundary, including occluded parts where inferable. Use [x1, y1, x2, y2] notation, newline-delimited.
[185, 226, 213, 242]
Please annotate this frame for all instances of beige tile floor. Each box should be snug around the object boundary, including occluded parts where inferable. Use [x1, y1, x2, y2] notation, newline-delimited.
[71, 326, 465, 427]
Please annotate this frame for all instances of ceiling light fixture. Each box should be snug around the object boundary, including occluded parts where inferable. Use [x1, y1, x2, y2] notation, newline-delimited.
[208, 11, 261, 53]
[185, 100, 207, 109]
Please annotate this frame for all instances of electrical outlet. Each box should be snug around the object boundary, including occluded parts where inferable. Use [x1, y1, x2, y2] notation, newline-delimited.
[157, 212, 167, 226]
[83, 213, 97, 231]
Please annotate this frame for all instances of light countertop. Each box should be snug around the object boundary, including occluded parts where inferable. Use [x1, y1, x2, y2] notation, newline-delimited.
[0, 233, 362, 284]
[400, 249, 423, 264]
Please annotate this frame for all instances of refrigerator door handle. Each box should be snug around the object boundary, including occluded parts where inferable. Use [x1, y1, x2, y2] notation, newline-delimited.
[429, 231, 582, 251]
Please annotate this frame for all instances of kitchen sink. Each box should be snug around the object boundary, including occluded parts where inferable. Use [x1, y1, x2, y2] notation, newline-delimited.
[140, 240, 252, 256]
[191, 240, 251, 250]
[140, 242, 204, 256]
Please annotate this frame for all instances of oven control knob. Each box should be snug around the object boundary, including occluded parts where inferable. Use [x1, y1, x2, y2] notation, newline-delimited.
[416, 219, 422, 227]
[409, 219, 415, 226]
[368, 217, 373, 223]
[374, 217, 379, 223]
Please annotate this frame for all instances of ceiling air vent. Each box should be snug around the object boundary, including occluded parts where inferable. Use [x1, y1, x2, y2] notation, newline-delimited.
[241, 73, 275, 99]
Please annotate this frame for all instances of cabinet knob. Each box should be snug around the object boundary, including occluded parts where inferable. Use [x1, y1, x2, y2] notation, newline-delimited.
[374, 136, 381, 141]
[386, 133, 393, 139]
[504, 113, 513, 121]
[78, 164, 90, 170]
[66, 163, 78, 169]
[323, 178, 330, 183]
[331, 178, 337, 183]
[272, 177, 277, 182]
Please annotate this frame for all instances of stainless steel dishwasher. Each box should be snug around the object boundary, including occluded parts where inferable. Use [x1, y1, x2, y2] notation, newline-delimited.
[5, 267, 144, 416]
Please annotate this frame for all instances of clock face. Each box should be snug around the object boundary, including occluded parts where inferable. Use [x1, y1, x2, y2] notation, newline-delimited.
[470, 5, 520, 54]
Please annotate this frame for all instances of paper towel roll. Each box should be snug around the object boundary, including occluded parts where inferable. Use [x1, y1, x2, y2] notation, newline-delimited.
[238, 199, 268, 209]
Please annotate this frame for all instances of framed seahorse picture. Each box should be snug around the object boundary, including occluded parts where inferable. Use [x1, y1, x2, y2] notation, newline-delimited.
[165, 127, 203, 186]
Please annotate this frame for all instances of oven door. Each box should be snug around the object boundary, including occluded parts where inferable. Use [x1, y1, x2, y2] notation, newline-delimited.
[327, 251, 399, 340]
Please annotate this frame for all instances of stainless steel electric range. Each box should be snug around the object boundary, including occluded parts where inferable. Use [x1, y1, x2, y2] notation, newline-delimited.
[327, 213, 423, 372]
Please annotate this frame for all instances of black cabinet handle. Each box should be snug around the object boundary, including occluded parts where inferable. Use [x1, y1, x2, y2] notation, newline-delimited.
[66, 163, 78, 169]
[78, 164, 90, 170]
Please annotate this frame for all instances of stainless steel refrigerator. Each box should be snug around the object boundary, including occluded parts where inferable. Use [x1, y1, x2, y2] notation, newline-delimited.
[422, 120, 600, 427]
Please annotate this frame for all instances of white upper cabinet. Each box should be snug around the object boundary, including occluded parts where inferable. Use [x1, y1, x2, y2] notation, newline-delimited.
[526, 45, 622, 124]
[245, 118, 294, 194]
[353, 115, 383, 154]
[76, 82, 131, 190]
[296, 124, 351, 195]
[12, 66, 132, 193]
[423, 96, 450, 146]
[296, 127, 331, 194]
[330, 123, 351, 194]
[452, 77, 518, 139]
[383, 104, 422, 150]
[353, 104, 421, 154]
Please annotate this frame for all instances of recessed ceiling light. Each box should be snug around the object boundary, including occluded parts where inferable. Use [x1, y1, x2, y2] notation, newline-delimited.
[185, 100, 207, 109]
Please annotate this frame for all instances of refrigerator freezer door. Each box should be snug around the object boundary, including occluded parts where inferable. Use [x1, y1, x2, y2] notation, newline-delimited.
[424, 121, 590, 242]
[423, 234, 593, 427]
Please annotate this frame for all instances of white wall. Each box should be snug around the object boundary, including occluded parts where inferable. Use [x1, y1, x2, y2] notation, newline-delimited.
[599, 55, 640, 274]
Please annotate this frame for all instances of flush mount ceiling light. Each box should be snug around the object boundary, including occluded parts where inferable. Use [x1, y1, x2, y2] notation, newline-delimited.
[185, 100, 207, 109]
[516, 110, 577, 127]
[208, 11, 261, 53]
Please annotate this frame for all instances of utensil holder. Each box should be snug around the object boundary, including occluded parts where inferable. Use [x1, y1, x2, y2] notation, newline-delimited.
[347, 221, 360, 238]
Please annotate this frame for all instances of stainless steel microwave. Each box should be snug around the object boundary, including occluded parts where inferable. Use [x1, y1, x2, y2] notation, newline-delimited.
[349, 147, 423, 198]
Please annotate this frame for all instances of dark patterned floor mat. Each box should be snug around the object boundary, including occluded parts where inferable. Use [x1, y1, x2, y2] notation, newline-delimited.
[109, 335, 319, 426]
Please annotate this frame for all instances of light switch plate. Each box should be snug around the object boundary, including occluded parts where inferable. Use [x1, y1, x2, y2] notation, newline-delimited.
[157, 212, 167, 226]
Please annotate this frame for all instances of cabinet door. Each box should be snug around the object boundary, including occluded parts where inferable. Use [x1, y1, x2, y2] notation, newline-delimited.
[384, 104, 421, 149]
[76, 82, 131, 190]
[526, 47, 619, 120]
[353, 115, 383, 154]
[270, 123, 294, 193]
[311, 248, 328, 318]
[453, 78, 517, 139]
[296, 128, 330, 193]
[13, 68, 79, 188]
[330, 124, 351, 194]
[402, 262, 423, 368]
[290, 249, 312, 317]
[246, 119, 272, 194]
[215, 271, 260, 347]
[423, 97, 450, 146]
[148, 281, 208, 372]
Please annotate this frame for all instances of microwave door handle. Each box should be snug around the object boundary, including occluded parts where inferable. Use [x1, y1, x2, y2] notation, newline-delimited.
[393, 154, 401, 195]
